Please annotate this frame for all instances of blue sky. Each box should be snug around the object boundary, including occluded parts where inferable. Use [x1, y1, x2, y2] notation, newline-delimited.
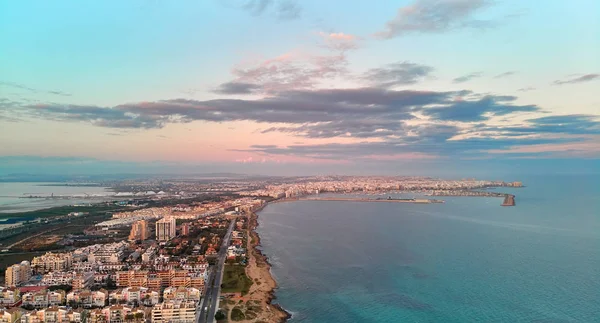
[1, 0, 599, 176]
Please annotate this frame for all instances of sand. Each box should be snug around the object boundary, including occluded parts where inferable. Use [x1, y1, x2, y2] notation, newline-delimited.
[221, 211, 290, 323]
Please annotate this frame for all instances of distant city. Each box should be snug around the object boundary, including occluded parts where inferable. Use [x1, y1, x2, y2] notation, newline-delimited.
[0, 175, 523, 322]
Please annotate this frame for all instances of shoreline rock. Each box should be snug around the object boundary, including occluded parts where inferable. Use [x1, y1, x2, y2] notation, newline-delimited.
[245, 209, 291, 322]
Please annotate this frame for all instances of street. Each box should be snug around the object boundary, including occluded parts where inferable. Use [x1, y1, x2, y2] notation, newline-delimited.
[197, 220, 235, 323]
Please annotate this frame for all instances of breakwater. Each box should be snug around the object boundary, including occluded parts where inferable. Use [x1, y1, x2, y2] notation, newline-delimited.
[502, 195, 516, 206]
[301, 197, 444, 204]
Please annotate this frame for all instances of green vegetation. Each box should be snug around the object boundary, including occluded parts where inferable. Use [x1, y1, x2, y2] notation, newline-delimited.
[231, 307, 245, 321]
[214, 310, 226, 321]
[0, 204, 125, 220]
[221, 264, 253, 295]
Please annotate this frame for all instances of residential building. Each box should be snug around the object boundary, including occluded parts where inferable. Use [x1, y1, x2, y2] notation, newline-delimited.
[22, 290, 65, 308]
[151, 300, 197, 323]
[180, 223, 190, 236]
[0, 287, 21, 308]
[155, 217, 176, 242]
[72, 272, 95, 289]
[20, 307, 66, 323]
[116, 271, 149, 287]
[67, 289, 108, 308]
[88, 309, 106, 323]
[66, 309, 85, 323]
[162, 287, 201, 302]
[0, 308, 22, 323]
[128, 220, 149, 241]
[109, 287, 159, 306]
[5, 262, 31, 287]
[87, 242, 127, 264]
[100, 305, 144, 323]
[31, 252, 73, 274]
[41, 271, 77, 286]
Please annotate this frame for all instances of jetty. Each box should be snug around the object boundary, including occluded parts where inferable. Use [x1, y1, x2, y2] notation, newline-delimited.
[301, 197, 444, 204]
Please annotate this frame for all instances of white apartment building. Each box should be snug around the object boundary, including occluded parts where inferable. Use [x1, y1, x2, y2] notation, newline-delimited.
[22, 290, 65, 308]
[162, 287, 201, 302]
[155, 217, 176, 242]
[109, 287, 160, 306]
[151, 300, 197, 323]
[41, 271, 76, 286]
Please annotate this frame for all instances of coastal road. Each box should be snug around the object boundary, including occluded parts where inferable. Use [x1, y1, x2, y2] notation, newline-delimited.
[198, 220, 235, 323]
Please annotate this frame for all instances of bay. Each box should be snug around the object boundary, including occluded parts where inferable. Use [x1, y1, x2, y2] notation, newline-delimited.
[0, 182, 113, 214]
[257, 175, 600, 323]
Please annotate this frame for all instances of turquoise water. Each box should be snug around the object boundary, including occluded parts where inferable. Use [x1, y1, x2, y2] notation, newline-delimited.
[257, 175, 600, 322]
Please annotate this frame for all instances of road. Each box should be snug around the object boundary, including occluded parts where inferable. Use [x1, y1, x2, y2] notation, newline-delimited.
[197, 220, 235, 323]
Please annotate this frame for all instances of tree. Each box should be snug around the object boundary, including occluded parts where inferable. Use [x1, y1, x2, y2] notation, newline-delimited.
[105, 277, 117, 290]
[214, 310, 226, 321]
[124, 313, 134, 322]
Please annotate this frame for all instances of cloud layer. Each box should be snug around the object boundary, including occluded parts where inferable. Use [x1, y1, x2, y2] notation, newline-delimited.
[377, 0, 492, 39]
[553, 74, 599, 85]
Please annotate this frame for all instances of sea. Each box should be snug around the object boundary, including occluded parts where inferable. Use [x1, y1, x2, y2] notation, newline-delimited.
[0, 182, 113, 214]
[256, 175, 600, 323]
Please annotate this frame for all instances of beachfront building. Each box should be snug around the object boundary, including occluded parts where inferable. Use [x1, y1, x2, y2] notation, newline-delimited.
[156, 217, 176, 242]
[31, 252, 73, 274]
[151, 300, 197, 323]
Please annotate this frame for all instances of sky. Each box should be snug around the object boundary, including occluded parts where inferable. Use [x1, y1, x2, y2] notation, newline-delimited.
[1, 0, 599, 177]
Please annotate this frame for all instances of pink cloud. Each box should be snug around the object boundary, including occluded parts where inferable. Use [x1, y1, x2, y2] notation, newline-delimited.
[361, 152, 439, 161]
[229, 51, 348, 93]
[318, 32, 359, 51]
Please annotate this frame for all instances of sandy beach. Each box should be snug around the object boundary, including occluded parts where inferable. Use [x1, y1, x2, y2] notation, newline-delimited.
[220, 210, 290, 322]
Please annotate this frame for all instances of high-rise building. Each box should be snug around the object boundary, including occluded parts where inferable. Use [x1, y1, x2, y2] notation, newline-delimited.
[156, 217, 176, 242]
[5, 261, 31, 287]
[129, 220, 150, 241]
[180, 223, 190, 236]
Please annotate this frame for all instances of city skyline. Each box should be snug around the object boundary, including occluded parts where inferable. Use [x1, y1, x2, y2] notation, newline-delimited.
[1, 0, 599, 176]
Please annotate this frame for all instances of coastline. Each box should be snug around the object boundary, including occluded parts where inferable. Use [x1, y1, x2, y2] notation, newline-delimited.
[240, 206, 291, 323]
